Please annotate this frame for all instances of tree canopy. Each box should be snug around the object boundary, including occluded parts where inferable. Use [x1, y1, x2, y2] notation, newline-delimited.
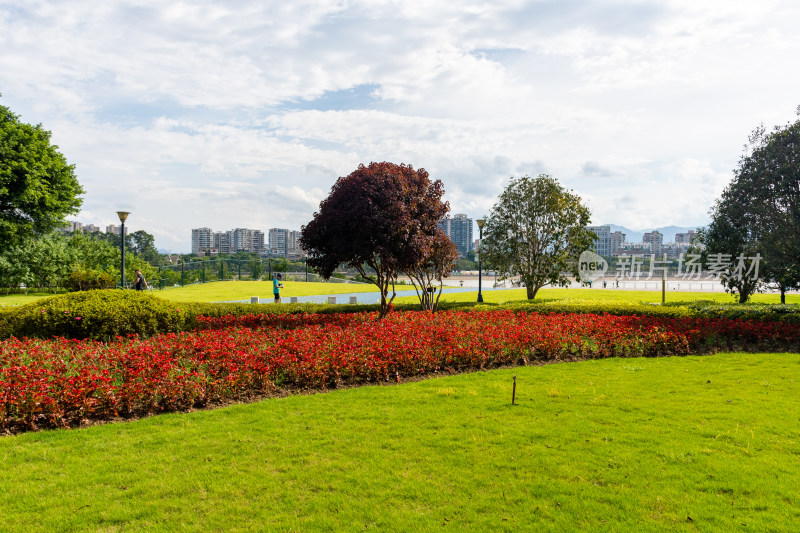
[481, 174, 595, 300]
[406, 230, 458, 312]
[0, 102, 84, 252]
[699, 111, 800, 302]
[300, 162, 449, 318]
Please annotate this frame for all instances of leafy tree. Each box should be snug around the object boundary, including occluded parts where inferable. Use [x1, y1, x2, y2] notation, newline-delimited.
[92, 228, 162, 266]
[64, 231, 119, 291]
[0, 101, 84, 252]
[694, 208, 762, 303]
[699, 111, 800, 303]
[249, 258, 264, 280]
[128, 230, 160, 264]
[481, 174, 595, 300]
[406, 231, 458, 312]
[24, 233, 73, 290]
[270, 257, 289, 274]
[454, 258, 478, 271]
[0, 248, 32, 293]
[300, 162, 448, 318]
[67, 231, 118, 275]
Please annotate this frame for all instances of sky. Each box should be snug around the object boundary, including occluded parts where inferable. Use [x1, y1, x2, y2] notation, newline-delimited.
[1, 0, 799, 252]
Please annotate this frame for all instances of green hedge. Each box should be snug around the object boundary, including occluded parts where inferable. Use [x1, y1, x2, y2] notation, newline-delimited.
[2, 290, 798, 341]
[0, 291, 190, 340]
[0, 291, 479, 340]
[687, 302, 800, 323]
[481, 298, 690, 319]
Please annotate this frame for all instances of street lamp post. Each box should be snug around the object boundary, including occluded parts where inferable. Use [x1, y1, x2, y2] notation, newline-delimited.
[476, 218, 486, 303]
[116, 211, 130, 289]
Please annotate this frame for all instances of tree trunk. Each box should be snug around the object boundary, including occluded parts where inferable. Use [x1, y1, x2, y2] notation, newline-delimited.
[526, 283, 539, 300]
[781, 287, 786, 304]
[739, 291, 748, 303]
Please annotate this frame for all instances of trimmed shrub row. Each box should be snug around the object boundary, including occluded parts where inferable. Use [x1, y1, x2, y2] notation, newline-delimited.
[1, 290, 798, 341]
[687, 302, 800, 324]
[0, 291, 190, 341]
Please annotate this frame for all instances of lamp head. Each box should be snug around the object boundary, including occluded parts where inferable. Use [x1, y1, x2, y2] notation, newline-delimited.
[116, 211, 131, 223]
[476, 218, 486, 229]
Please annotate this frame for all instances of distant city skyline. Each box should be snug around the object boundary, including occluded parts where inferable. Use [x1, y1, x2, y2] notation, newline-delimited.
[67, 217, 701, 254]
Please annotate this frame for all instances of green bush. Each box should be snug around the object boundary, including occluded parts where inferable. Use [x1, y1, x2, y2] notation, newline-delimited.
[3, 290, 797, 342]
[484, 298, 690, 319]
[688, 302, 800, 323]
[0, 290, 190, 340]
[66, 269, 115, 291]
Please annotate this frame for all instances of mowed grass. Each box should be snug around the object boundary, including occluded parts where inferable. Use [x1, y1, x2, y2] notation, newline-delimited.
[0, 292, 65, 307]
[395, 287, 800, 305]
[2, 352, 799, 531]
[153, 280, 379, 303]
[2, 283, 797, 307]
[0, 281, 380, 306]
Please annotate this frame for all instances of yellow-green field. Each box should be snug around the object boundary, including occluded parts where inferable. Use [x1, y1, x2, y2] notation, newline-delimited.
[0, 281, 380, 307]
[1, 282, 797, 307]
[0, 292, 65, 307]
[152, 280, 379, 303]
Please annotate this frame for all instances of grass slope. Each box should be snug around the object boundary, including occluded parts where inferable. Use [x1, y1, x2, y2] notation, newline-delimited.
[3, 285, 797, 307]
[0, 281, 380, 307]
[153, 280, 380, 302]
[395, 287, 800, 305]
[2, 352, 799, 531]
[0, 292, 65, 307]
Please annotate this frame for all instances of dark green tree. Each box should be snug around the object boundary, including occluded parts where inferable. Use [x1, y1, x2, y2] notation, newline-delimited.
[481, 174, 595, 300]
[700, 110, 800, 303]
[128, 230, 160, 264]
[0, 101, 84, 252]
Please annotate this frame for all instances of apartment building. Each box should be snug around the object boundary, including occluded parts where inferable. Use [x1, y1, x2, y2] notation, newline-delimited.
[191, 227, 215, 254]
[588, 225, 612, 256]
[268, 228, 303, 259]
[438, 213, 474, 258]
[642, 231, 664, 255]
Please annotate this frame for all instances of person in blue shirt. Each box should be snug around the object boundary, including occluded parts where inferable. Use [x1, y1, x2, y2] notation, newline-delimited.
[273, 273, 284, 303]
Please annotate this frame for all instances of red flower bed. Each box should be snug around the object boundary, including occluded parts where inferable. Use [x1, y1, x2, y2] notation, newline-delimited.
[1, 310, 798, 432]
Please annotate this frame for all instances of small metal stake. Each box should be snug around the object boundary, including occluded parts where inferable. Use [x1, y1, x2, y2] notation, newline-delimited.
[512, 375, 517, 405]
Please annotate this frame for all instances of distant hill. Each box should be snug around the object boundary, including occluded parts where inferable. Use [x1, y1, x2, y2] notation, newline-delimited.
[606, 224, 702, 244]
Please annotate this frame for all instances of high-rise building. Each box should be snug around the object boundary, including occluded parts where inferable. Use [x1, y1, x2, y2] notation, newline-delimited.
[230, 228, 264, 253]
[191, 227, 214, 254]
[268, 228, 303, 258]
[268, 228, 288, 256]
[438, 213, 473, 258]
[674, 230, 696, 245]
[609, 230, 626, 255]
[213, 231, 231, 254]
[588, 225, 612, 256]
[643, 231, 664, 255]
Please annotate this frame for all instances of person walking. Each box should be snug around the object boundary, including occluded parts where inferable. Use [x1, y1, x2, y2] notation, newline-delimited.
[273, 273, 284, 303]
[133, 269, 149, 291]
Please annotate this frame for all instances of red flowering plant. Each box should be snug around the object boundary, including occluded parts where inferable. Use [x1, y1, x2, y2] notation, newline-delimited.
[1, 310, 798, 432]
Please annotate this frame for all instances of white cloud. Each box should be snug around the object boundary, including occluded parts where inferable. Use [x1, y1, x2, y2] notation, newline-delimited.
[1, 0, 799, 251]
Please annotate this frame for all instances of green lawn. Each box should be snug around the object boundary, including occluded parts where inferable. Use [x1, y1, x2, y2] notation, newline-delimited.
[152, 280, 379, 303]
[2, 284, 797, 307]
[2, 352, 799, 531]
[0, 291, 65, 307]
[0, 281, 380, 306]
[395, 287, 800, 305]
